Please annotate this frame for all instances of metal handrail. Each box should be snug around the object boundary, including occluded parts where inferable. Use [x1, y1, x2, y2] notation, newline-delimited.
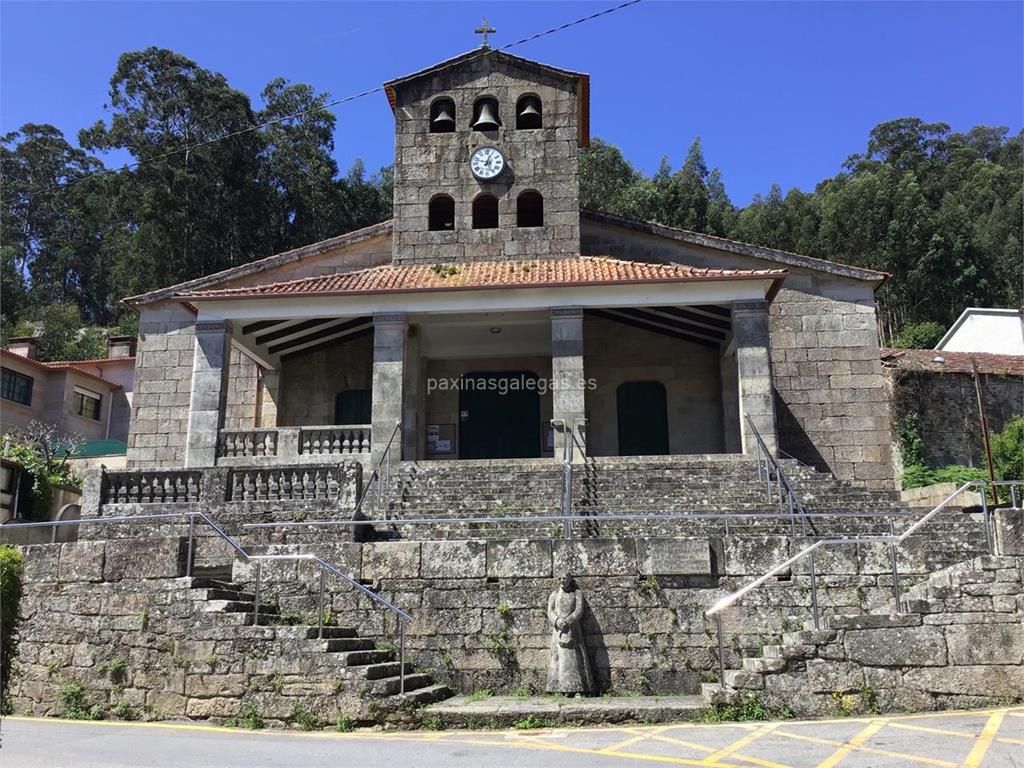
[354, 421, 402, 517]
[240, 509, 925, 530]
[0, 508, 413, 693]
[745, 416, 810, 537]
[704, 479, 1018, 691]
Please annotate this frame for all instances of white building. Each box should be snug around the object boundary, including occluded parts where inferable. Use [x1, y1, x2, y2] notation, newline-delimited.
[935, 308, 1024, 355]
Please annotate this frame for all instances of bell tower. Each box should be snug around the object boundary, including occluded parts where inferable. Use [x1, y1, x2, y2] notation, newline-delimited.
[384, 43, 590, 265]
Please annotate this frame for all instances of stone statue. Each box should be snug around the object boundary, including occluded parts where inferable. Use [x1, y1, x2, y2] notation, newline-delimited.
[546, 576, 594, 695]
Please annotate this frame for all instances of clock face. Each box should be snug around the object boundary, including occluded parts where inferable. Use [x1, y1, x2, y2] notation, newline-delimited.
[470, 146, 505, 180]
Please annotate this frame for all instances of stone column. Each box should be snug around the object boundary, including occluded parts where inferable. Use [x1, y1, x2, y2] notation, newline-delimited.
[719, 349, 742, 453]
[551, 307, 586, 463]
[184, 320, 232, 468]
[371, 312, 407, 463]
[402, 325, 421, 460]
[733, 301, 777, 455]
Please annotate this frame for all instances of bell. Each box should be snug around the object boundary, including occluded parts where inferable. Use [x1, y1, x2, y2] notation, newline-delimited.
[519, 101, 540, 119]
[517, 98, 541, 129]
[472, 101, 500, 131]
[431, 106, 455, 132]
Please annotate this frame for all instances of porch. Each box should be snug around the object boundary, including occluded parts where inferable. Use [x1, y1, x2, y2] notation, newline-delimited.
[175, 257, 785, 469]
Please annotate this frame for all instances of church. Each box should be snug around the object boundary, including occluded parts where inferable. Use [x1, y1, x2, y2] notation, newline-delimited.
[123, 43, 893, 489]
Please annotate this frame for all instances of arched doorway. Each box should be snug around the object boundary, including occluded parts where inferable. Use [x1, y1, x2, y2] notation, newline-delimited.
[616, 381, 669, 455]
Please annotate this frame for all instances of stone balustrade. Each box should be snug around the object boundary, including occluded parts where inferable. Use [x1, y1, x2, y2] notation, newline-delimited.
[218, 429, 279, 458]
[300, 426, 371, 456]
[215, 425, 372, 467]
[227, 466, 345, 502]
[101, 470, 203, 505]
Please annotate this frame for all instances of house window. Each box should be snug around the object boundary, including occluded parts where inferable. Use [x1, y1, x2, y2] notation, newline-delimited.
[428, 195, 455, 231]
[73, 387, 102, 420]
[472, 194, 499, 229]
[516, 191, 544, 227]
[0, 368, 33, 405]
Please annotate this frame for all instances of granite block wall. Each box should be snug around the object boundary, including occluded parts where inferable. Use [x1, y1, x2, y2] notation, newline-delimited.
[391, 54, 582, 264]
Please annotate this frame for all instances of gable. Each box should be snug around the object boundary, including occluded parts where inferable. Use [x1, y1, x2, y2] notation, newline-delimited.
[124, 221, 392, 308]
[580, 210, 887, 287]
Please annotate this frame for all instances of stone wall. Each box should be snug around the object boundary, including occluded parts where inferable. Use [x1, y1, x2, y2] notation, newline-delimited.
[391, 54, 582, 264]
[580, 218, 893, 488]
[275, 334, 373, 427]
[584, 313, 728, 456]
[725, 555, 1024, 717]
[886, 368, 1023, 471]
[126, 302, 198, 467]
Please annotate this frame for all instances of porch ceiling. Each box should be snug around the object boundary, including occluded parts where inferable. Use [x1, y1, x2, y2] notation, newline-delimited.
[233, 315, 372, 368]
[587, 305, 731, 349]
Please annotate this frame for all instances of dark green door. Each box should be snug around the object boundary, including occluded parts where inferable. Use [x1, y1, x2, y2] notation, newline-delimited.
[459, 371, 541, 459]
[335, 389, 371, 425]
[617, 381, 670, 456]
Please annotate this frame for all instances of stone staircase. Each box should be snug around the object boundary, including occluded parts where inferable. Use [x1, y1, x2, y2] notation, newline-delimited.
[703, 554, 1023, 717]
[188, 576, 452, 719]
[362, 455, 987, 548]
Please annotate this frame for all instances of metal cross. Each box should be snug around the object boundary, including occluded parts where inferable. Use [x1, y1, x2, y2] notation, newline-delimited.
[474, 18, 496, 48]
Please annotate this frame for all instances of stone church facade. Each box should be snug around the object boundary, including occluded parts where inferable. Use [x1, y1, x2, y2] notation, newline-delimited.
[123, 48, 893, 488]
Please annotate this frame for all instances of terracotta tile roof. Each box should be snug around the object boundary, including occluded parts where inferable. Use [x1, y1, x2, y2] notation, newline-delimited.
[178, 256, 786, 300]
[0, 350, 124, 390]
[41, 357, 135, 367]
[881, 348, 1024, 376]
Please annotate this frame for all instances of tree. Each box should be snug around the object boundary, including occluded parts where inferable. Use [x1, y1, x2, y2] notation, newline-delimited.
[891, 321, 945, 349]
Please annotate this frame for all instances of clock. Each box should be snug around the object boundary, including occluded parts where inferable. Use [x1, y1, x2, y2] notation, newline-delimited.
[470, 146, 505, 180]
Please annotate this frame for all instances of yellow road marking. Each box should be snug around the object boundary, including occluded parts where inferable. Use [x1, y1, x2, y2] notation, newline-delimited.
[888, 719, 1024, 747]
[644, 732, 793, 768]
[600, 726, 668, 754]
[961, 710, 1006, 768]
[815, 719, 886, 768]
[703, 722, 780, 765]
[774, 728, 957, 768]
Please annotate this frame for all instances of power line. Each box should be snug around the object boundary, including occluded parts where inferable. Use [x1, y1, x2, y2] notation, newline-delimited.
[5, 0, 643, 205]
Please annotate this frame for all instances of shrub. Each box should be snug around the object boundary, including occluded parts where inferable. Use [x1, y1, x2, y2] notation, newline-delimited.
[0, 546, 24, 715]
[992, 416, 1024, 481]
[896, 413, 925, 467]
[892, 321, 945, 350]
[900, 464, 986, 490]
[56, 679, 104, 720]
[3, 423, 83, 520]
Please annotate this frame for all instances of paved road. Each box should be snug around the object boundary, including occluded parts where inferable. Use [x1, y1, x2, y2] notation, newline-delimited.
[2, 708, 1022, 767]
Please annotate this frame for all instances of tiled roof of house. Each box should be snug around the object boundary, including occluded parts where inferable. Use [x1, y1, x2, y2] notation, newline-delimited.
[177, 256, 787, 300]
[0, 350, 125, 389]
[880, 348, 1024, 376]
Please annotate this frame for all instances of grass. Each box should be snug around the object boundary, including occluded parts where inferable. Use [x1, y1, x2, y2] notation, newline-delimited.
[696, 693, 792, 724]
[336, 713, 355, 732]
[465, 688, 493, 703]
[512, 714, 558, 730]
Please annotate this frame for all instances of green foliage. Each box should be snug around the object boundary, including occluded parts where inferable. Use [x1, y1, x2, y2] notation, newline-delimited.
[483, 630, 519, 677]
[335, 713, 355, 732]
[98, 658, 128, 684]
[111, 699, 137, 721]
[697, 693, 791, 723]
[423, 714, 444, 731]
[465, 688, 492, 703]
[240, 701, 264, 730]
[56, 679, 105, 720]
[896, 413, 926, 467]
[0, 547, 25, 714]
[581, 120, 1023, 340]
[991, 416, 1024, 481]
[900, 463, 987, 489]
[2, 431, 81, 520]
[291, 702, 319, 731]
[892, 321, 946, 349]
[512, 714, 557, 730]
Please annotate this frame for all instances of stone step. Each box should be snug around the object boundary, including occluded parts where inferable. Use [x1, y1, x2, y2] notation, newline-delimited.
[203, 600, 279, 615]
[201, 588, 255, 602]
[324, 637, 377, 652]
[370, 672, 434, 696]
[360, 661, 414, 680]
[336, 649, 396, 667]
[389, 683, 452, 707]
[304, 626, 357, 640]
[742, 656, 787, 673]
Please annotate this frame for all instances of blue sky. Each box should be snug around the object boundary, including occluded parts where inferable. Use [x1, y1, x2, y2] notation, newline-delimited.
[2, 1, 1021, 205]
